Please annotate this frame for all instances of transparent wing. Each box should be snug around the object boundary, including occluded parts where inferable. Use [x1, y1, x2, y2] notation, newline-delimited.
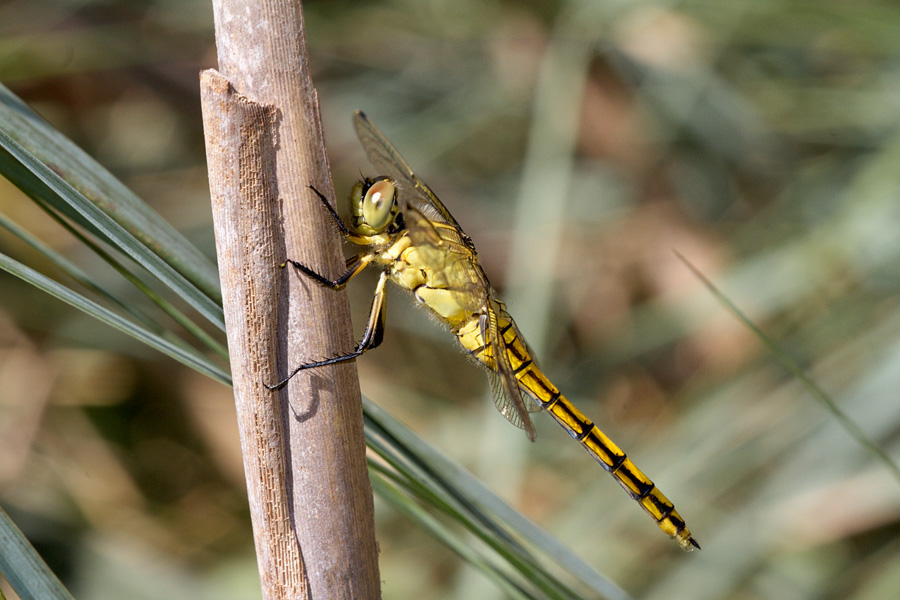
[353, 111, 532, 434]
[494, 302, 542, 415]
[353, 110, 471, 241]
[482, 302, 537, 441]
[401, 202, 444, 249]
[403, 204, 487, 313]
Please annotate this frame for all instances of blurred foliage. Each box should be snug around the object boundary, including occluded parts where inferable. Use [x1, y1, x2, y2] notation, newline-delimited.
[2, 0, 900, 599]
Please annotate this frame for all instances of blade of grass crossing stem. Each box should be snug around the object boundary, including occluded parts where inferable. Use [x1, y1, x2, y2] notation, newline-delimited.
[370, 470, 539, 600]
[0, 211, 163, 332]
[0, 82, 221, 302]
[0, 211, 228, 360]
[0, 129, 225, 331]
[0, 504, 75, 600]
[369, 459, 586, 600]
[0, 250, 231, 385]
[362, 397, 629, 600]
[675, 249, 900, 487]
[26, 196, 227, 360]
[365, 412, 525, 550]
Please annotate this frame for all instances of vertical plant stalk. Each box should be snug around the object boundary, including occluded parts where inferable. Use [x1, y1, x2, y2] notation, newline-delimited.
[200, 1, 380, 598]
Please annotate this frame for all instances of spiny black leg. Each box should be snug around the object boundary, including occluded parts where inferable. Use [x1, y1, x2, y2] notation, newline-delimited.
[283, 259, 339, 288]
[308, 185, 351, 235]
[265, 349, 368, 390]
[283, 254, 370, 289]
[266, 272, 390, 390]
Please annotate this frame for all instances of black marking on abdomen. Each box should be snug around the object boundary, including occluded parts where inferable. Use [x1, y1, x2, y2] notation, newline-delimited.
[575, 425, 592, 442]
[512, 359, 532, 375]
[609, 453, 627, 474]
[541, 390, 561, 409]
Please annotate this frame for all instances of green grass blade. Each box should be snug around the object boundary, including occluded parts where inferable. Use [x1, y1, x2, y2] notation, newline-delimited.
[370, 458, 584, 600]
[0, 90, 223, 333]
[0, 210, 162, 331]
[370, 468, 539, 600]
[0, 250, 231, 385]
[0, 82, 221, 302]
[363, 397, 630, 600]
[0, 129, 225, 332]
[0, 503, 75, 600]
[676, 249, 900, 487]
[0, 210, 228, 360]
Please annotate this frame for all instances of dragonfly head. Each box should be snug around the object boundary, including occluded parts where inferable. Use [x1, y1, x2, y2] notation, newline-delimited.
[350, 176, 402, 235]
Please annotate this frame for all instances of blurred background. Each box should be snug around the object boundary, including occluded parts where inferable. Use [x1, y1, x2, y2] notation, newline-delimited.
[2, 0, 900, 598]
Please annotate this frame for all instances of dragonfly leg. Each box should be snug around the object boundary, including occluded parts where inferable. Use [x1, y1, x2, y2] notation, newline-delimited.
[266, 271, 389, 390]
[308, 184, 351, 235]
[284, 253, 372, 289]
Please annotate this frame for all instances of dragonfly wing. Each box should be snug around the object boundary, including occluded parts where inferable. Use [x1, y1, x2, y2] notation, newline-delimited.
[353, 111, 470, 237]
[403, 204, 485, 310]
[403, 203, 470, 261]
[402, 202, 445, 249]
[354, 111, 530, 431]
[353, 111, 417, 191]
[482, 302, 537, 441]
[493, 301, 542, 414]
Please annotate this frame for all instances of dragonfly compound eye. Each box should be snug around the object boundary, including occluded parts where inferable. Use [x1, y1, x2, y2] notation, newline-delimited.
[363, 178, 396, 231]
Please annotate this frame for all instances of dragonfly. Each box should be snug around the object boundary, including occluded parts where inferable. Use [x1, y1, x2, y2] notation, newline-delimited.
[269, 110, 699, 551]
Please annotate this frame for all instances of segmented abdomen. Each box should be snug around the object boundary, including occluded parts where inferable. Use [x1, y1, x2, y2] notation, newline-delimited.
[457, 311, 699, 550]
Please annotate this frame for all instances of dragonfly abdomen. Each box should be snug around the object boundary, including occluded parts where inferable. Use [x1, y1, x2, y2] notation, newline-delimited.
[454, 312, 699, 549]
[517, 364, 699, 550]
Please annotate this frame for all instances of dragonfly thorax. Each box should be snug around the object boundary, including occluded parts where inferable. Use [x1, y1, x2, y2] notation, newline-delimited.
[349, 177, 403, 236]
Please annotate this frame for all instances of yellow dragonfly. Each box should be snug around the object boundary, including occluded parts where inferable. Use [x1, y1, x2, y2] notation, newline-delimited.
[270, 110, 699, 551]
